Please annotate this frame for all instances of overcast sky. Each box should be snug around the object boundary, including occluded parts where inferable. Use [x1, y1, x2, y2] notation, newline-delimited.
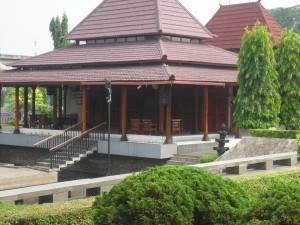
[0, 0, 298, 56]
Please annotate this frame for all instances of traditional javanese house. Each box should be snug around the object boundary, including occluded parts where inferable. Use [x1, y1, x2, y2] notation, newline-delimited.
[205, 1, 283, 53]
[0, 0, 239, 169]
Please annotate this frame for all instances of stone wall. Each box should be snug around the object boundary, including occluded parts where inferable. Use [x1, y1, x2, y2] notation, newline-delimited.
[218, 137, 297, 161]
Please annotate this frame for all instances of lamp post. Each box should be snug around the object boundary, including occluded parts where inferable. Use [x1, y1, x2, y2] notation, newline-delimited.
[105, 79, 112, 176]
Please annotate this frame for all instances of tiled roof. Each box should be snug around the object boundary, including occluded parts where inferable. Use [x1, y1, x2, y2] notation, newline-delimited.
[65, 0, 213, 40]
[0, 63, 238, 85]
[0, 64, 170, 85]
[167, 65, 237, 83]
[9, 39, 237, 68]
[204, 1, 282, 50]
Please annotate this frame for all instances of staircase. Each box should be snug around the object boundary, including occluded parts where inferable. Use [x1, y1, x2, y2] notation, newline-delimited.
[166, 150, 217, 166]
[31, 122, 106, 171]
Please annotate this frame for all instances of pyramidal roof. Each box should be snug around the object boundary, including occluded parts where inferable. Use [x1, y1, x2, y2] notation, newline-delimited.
[204, 1, 282, 51]
[65, 0, 213, 40]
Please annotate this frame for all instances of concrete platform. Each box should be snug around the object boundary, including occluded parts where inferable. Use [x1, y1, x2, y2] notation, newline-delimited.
[0, 165, 58, 191]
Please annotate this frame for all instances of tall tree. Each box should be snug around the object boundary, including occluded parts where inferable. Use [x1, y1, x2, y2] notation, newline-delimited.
[234, 22, 281, 129]
[49, 13, 70, 49]
[270, 5, 300, 33]
[275, 29, 300, 130]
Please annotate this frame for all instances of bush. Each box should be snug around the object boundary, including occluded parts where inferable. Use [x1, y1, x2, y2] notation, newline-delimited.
[297, 133, 300, 159]
[93, 166, 249, 225]
[0, 198, 95, 225]
[200, 154, 219, 163]
[249, 129, 299, 139]
[240, 181, 300, 224]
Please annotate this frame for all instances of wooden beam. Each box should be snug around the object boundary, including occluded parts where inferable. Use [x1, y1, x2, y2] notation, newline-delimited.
[52, 88, 58, 129]
[192, 87, 199, 134]
[158, 85, 165, 134]
[81, 86, 87, 132]
[120, 87, 128, 141]
[202, 87, 209, 141]
[14, 87, 20, 134]
[165, 87, 172, 143]
[23, 87, 29, 128]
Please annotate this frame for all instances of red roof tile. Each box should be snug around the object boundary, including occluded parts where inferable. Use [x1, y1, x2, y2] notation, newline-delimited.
[205, 1, 282, 50]
[9, 39, 237, 68]
[0, 64, 170, 85]
[167, 65, 237, 83]
[65, 0, 213, 40]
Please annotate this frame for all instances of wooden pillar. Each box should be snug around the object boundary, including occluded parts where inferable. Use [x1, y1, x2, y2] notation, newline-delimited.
[120, 87, 128, 141]
[165, 87, 172, 143]
[63, 86, 68, 118]
[23, 87, 29, 128]
[235, 127, 241, 139]
[14, 87, 20, 134]
[32, 86, 36, 119]
[0, 86, 2, 129]
[215, 89, 220, 130]
[202, 87, 209, 141]
[58, 86, 63, 128]
[158, 85, 165, 134]
[53, 88, 58, 129]
[81, 86, 87, 132]
[192, 87, 199, 134]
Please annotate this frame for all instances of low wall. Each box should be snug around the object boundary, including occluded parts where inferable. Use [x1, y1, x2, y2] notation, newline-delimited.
[0, 133, 45, 147]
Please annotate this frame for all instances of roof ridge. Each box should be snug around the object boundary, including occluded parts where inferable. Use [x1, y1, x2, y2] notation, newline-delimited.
[171, 0, 214, 39]
[220, 1, 260, 7]
[65, 0, 109, 40]
[155, 0, 162, 32]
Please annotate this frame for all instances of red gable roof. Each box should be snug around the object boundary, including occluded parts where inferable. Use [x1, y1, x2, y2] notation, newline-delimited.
[9, 39, 237, 68]
[204, 1, 282, 51]
[65, 0, 213, 40]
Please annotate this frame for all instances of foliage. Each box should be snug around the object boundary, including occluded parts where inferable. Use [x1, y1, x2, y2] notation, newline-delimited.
[49, 13, 70, 49]
[200, 154, 219, 163]
[240, 181, 300, 224]
[0, 198, 95, 225]
[275, 29, 300, 130]
[297, 133, 300, 159]
[270, 5, 300, 33]
[4, 87, 49, 113]
[249, 129, 299, 139]
[234, 22, 281, 129]
[93, 166, 249, 225]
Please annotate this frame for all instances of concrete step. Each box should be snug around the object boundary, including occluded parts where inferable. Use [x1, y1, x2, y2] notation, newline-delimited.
[169, 156, 200, 164]
[166, 160, 196, 166]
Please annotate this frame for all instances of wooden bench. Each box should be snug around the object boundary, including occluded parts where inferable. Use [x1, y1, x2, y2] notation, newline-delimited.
[191, 152, 297, 175]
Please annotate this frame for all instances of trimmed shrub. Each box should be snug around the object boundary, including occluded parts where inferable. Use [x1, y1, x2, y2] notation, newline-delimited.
[0, 198, 95, 225]
[249, 129, 299, 139]
[200, 154, 219, 163]
[240, 181, 300, 224]
[93, 166, 249, 225]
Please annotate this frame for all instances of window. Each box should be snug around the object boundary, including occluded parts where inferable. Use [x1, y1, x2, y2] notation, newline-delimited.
[117, 37, 126, 42]
[182, 38, 191, 43]
[105, 38, 115, 43]
[137, 36, 146, 41]
[79, 40, 86, 45]
[86, 39, 96, 44]
[127, 37, 137, 42]
[96, 39, 105, 44]
[191, 39, 200, 44]
[162, 35, 171, 40]
[171, 36, 181, 42]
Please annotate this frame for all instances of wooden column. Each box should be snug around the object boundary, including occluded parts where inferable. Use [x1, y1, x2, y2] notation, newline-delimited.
[0, 86, 2, 129]
[81, 86, 87, 132]
[215, 89, 220, 130]
[192, 87, 199, 134]
[235, 127, 241, 139]
[14, 87, 20, 134]
[32, 86, 36, 119]
[165, 87, 172, 143]
[63, 86, 68, 118]
[52, 88, 58, 129]
[158, 85, 165, 134]
[23, 87, 29, 128]
[202, 87, 209, 141]
[58, 86, 63, 128]
[120, 87, 128, 141]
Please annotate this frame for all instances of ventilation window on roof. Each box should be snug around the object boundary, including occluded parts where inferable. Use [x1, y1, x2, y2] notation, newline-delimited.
[79, 40, 86, 45]
[191, 39, 200, 44]
[137, 36, 146, 41]
[96, 39, 105, 44]
[87, 40, 96, 44]
[117, 37, 126, 42]
[162, 35, 171, 40]
[105, 38, 115, 43]
[182, 38, 191, 43]
[171, 36, 181, 42]
[127, 37, 137, 42]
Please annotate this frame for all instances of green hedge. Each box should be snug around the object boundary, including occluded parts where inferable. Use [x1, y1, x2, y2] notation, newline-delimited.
[0, 198, 95, 225]
[199, 154, 219, 163]
[249, 129, 299, 139]
[93, 166, 249, 225]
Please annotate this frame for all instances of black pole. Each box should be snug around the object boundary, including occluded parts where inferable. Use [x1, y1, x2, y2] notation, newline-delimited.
[105, 79, 112, 176]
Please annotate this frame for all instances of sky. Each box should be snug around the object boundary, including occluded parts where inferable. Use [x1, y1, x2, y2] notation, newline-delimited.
[0, 0, 298, 56]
